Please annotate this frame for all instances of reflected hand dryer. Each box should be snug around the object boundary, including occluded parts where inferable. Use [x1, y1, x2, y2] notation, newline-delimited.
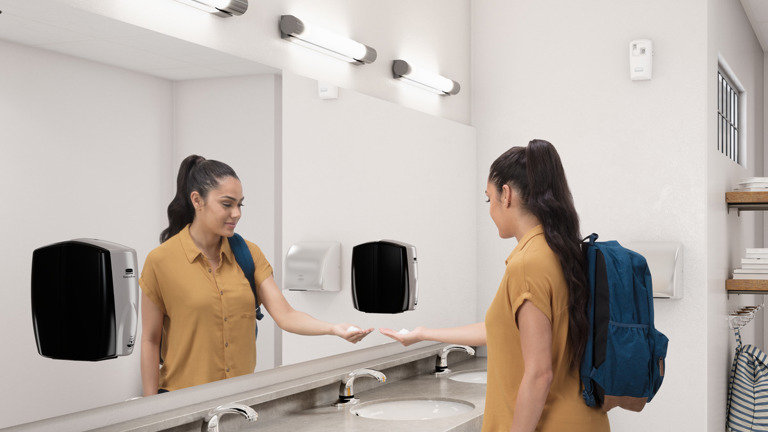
[351, 240, 417, 313]
[31, 239, 139, 361]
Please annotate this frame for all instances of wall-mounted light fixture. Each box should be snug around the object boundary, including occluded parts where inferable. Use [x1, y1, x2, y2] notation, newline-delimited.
[392, 60, 460, 96]
[279, 15, 377, 65]
[174, 0, 247, 17]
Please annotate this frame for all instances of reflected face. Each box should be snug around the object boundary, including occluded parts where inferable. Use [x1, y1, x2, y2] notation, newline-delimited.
[194, 176, 244, 238]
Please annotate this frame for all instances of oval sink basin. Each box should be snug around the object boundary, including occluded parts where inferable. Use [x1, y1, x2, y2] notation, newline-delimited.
[449, 370, 487, 384]
[350, 398, 474, 420]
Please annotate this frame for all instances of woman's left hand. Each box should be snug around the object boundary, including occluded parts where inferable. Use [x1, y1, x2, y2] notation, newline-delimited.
[332, 323, 374, 343]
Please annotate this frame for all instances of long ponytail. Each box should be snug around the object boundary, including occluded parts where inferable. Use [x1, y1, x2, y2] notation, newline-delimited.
[159, 155, 239, 243]
[488, 139, 588, 368]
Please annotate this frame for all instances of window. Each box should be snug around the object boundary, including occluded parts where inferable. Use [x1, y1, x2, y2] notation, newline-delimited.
[718, 70, 741, 164]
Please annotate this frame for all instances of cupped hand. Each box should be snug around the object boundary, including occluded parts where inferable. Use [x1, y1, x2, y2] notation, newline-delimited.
[333, 323, 374, 343]
[379, 327, 424, 347]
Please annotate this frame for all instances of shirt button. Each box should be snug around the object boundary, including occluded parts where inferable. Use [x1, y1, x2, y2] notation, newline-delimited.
[208, 268, 212, 273]
[226, 368, 230, 372]
[224, 317, 228, 322]
[220, 291, 224, 295]
[225, 342, 229, 348]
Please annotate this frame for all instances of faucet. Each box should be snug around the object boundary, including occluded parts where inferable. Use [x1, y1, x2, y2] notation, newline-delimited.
[202, 403, 257, 432]
[434, 344, 476, 376]
[335, 368, 387, 407]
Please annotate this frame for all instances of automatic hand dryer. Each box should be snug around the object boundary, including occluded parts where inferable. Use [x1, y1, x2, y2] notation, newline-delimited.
[351, 240, 417, 314]
[31, 239, 138, 361]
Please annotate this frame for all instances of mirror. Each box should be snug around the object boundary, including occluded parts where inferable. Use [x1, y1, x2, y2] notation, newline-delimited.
[0, 3, 477, 429]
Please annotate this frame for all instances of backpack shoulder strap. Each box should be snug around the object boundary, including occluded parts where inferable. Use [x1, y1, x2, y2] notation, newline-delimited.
[228, 233, 265, 322]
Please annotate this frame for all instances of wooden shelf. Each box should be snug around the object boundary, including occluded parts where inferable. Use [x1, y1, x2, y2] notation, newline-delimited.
[727, 279, 768, 294]
[727, 191, 768, 214]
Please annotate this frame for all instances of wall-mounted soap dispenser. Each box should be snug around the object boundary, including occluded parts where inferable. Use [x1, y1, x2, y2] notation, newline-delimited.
[284, 242, 341, 291]
[351, 240, 417, 313]
[31, 239, 138, 361]
[625, 241, 683, 299]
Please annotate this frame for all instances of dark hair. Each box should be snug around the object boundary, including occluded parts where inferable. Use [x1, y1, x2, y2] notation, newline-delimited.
[159, 155, 239, 243]
[488, 139, 588, 368]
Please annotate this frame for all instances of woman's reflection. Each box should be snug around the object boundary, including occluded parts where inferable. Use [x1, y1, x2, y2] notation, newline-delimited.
[139, 155, 372, 395]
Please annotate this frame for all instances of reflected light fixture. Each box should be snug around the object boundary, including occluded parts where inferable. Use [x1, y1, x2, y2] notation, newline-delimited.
[174, 0, 247, 17]
[392, 60, 460, 96]
[279, 15, 377, 65]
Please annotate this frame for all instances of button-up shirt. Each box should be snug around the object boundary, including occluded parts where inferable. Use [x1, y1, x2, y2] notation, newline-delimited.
[139, 225, 273, 391]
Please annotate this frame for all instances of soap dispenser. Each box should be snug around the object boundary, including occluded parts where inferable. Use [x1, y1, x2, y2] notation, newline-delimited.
[31, 239, 138, 361]
[351, 240, 417, 313]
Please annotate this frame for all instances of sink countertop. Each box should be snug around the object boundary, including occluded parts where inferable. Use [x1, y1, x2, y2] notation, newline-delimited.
[243, 357, 487, 432]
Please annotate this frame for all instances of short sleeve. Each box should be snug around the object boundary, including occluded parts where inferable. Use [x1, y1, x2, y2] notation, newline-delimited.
[246, 240, 274, 286]
[507, 257, 554, 328]
[139, 251, 167, 315]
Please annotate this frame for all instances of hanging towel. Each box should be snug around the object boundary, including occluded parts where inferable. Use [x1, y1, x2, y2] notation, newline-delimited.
[727, 328, 768, 431]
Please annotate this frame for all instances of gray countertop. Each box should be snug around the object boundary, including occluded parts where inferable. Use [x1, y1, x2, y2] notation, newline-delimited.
[244, 357, 487, 432]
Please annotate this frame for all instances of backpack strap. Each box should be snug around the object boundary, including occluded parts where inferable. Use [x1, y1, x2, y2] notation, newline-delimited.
[228, 234, 265, 338]
[580, 233, 599, 407]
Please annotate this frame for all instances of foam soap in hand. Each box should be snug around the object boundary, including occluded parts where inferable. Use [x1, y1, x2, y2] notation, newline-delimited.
[398, 329, 410, 335]
[347, 326, 361, 332]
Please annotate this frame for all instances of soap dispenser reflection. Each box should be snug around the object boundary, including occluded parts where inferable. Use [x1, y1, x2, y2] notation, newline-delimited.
[351, 240, 417, 313]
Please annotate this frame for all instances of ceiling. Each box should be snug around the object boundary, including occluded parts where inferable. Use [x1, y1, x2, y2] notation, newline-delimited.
[0, 1, 765, 81]
[0, 0, 278, 81]
[741, 0, 768, 51]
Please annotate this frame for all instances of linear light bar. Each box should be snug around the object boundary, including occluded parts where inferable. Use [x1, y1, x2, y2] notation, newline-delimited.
[174, 0, 247, 17]
[392, 60, 460, 96]
[279, 15, 377, 65]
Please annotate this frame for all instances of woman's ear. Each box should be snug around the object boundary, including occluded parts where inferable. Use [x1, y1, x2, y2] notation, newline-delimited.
[501, 184, 512, 208]
[190, 191, 203, 211]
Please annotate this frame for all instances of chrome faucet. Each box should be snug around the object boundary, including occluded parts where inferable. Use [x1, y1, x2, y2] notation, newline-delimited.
[435, 344, 476, 375]
[335, 368, 387, 406]
[202, 403, 257, 432]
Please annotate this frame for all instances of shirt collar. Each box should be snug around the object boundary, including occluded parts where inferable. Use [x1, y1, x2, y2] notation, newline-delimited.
[179, 224, 235, 264]
[505, 224, 545, 265]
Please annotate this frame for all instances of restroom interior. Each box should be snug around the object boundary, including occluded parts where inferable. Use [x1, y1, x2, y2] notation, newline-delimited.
[0, 1, 765, 431]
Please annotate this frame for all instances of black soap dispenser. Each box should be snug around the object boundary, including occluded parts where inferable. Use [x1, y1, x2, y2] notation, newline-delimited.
[351, 240, 417, 314]
[31, 239, 139, 361]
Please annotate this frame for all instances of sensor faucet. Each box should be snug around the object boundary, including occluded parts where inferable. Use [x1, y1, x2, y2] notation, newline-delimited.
[202, 403, 257, 432]
[335, 368, 386, 406]
[435, 344, 476, 375]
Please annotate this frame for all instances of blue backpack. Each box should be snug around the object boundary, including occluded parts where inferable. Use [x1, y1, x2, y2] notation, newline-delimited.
[228, 233, 265, 339]
[580, 233, 669, 412]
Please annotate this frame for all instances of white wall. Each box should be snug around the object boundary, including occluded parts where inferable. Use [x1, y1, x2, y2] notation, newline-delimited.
[44, 0, 471, 124]
[0, 39, 173, 427]
[280, 71, 478, 364]
[708, 0, 765, 429]
[172, 75, 280, 371]
[471, 0, 722, 430]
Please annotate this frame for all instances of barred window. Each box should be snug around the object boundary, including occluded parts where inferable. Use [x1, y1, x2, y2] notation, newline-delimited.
[718, 70, 741, 164]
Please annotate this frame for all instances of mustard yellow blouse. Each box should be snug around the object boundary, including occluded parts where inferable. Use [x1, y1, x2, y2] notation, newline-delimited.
[139, 225, 273, 391]
[483, 225, 609, 432]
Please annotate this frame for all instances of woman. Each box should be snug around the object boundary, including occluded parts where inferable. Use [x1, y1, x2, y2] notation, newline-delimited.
[381, 140, 609, 431]
[140, 155, 371, 395]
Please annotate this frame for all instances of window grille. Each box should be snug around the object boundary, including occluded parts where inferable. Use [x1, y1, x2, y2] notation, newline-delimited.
[718, 70, 740, 164]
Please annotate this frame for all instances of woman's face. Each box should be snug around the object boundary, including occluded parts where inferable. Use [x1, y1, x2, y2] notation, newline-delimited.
[193, 176, 244, 238]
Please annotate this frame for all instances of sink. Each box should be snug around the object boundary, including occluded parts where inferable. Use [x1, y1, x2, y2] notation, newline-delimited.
[448, 369, 487, 384]
[350, 398, 474, 420]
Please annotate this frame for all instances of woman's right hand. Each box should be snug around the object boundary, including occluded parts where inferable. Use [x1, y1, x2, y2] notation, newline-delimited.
[379, 327, 426, 346]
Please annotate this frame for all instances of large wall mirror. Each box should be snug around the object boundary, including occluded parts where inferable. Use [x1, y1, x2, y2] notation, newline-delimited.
[0, 3, 477, 429]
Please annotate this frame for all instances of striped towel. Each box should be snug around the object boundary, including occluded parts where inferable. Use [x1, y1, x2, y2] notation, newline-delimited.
[727, 328, 768, 431]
